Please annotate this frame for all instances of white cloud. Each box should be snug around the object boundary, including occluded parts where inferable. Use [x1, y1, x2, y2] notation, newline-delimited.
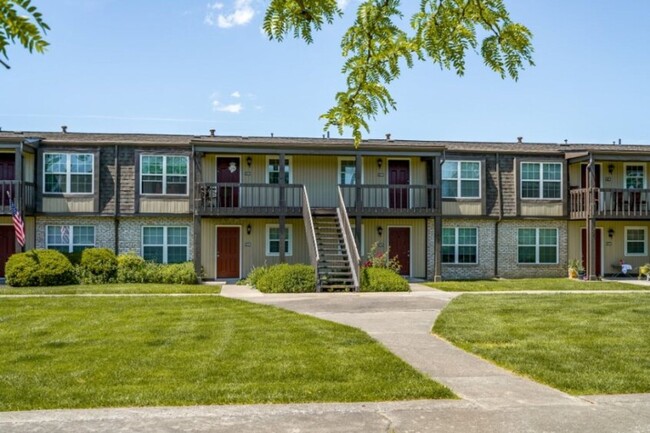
[231, 91, 241, 98]
[337, 0, 352, 9]
[205, 0, 255, 29]
[212, 99, 243, 114]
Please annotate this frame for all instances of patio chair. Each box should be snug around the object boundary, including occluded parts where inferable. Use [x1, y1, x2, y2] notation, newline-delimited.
[612, 260, 633, 278]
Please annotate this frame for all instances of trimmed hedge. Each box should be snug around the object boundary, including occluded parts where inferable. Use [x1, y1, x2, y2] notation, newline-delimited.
[115, 253, 197, 284]
[256, 263, 316, 293]
[360, 267, 409, 292]
[244, 265, 269, 288]
[78, 248, 118, 284]
[116, 253, 148, 283]
[5, 249, 77, 287]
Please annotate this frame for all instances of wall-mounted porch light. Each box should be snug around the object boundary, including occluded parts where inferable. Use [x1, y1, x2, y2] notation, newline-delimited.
[246, 156, 253, 168]
[247, 224, 252, 235]
[377, 226, 383, 237]
[608, 228, 614, 238]
[608, 164, 615, 175]
[377, 158, 383, 169]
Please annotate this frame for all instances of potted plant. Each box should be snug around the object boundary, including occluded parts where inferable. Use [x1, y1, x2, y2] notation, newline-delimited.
[639, 264, 650, 280]
[568, 258, 584, 279]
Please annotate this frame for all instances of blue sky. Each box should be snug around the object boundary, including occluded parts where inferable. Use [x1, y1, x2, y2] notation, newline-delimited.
[1, 1, 648, 144]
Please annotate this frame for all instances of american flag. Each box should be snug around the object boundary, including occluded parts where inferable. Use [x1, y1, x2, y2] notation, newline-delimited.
[8, 193, 25, 247]
[61, 225, 70, 244]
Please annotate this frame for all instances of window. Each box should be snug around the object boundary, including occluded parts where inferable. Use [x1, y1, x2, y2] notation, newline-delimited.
[140, 155, 188, 195]
[339, 158, 358, 185]
[266, 224, 292, 256]
[46, 225, 95, 253]
[442, 161, 480, 198]
[625, 165, 645, 189]
[266, 157, 292, 184]
[442, 227, 478, 264]
[44, 153, 93, 193]
[625, 227, 647, 256]
[521, 162, 562, 199]
[518, 228, 558, 264]
[142, 226, 189, 263]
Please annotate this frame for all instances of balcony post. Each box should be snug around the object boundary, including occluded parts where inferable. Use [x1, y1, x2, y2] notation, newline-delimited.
[278, 153, 286, 262]
[15, 144, 24, 252]
[587, 153, 597, 280]
[354, 154, 363, 250]
[433, 156, 443, 281]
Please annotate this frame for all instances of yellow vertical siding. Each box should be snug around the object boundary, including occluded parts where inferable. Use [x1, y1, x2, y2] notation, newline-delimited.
[24, 153, 35, 182]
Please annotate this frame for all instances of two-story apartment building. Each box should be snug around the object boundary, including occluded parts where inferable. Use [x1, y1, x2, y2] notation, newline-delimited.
[0, 129, 648, 287]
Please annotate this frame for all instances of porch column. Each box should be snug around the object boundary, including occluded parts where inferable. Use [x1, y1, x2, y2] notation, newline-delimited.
[587, 153, 597, 280]
[14, 145, 24, 252]
[278, 153, 286, 263]
[193, 215, 202, 281]
[433, 156, 443, 281]
[354, 154, 363, 252]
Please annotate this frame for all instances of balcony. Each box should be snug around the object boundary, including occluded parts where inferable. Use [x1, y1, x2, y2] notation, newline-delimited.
[570, 188, 650, 219]
[340, 184, 439, 217]
[195, 183, 303, 216]
[0, 181, 35, 215]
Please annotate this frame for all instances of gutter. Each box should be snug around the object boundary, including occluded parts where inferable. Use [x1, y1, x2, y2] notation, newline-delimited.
[494, 152, 503, 278]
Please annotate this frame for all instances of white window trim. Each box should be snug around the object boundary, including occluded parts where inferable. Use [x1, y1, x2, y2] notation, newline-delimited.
[141, 226, 189, 263]
[442, 227, 479, 264]
[265, 156, 293, 184]
[43, 152, 94, 195]
[338, 157, 364, 185]
[517, 228, 559, 264]
[624, 163, 647, 189]
[140, 155, 189, 196]
[624, 226, 647, 256]
[265, 224, 293, 256]
[45, 225, 96, 253]
[520, 162, 563, 200]
[442, 160, 482, 199]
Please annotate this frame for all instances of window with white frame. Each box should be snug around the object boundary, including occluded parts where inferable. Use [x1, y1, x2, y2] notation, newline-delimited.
[46, 225, 95, 253]
[521, 162, 562, 199]
[140, 155, 189, 195]
[442, 161, 480, 198]
[142, 226, 189, 263]
[518, 228, 558, 264]
[266, 224, 292, 256]
[442, 227, 478, 264]
[44, 153, 93, 193]
[266, 157, 292, 184]
[625, 227, 647, 256]
[625, 165, 645, 189]
[339, 159, 358, 185]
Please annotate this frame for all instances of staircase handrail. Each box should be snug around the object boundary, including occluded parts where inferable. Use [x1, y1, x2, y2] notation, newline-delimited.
[301, 186, 320, 289]
[337, 186, 361, 291]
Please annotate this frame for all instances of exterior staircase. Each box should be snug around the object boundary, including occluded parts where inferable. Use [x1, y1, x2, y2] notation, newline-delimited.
[313, 212, 356, 292]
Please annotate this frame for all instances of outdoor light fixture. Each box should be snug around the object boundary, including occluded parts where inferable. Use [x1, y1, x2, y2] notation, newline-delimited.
[377, 226, 383, 236]
[247, 224, 252, 235]
[608, 228, 614, 238]
[608, 164, 615, 175]
[377, 158, 383, 169]
[246, 156, 252, 168]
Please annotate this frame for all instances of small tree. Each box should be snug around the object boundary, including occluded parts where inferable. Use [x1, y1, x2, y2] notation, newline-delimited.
[0, 0, 50, 70]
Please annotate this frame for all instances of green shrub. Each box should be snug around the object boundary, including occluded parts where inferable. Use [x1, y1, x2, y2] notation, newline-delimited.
[245, 265, 269, 288]
[360, 267, 409, 292]
[79, 248, 117, 284]
[158, 262, 197, 284]
[363, 242, 402, 274]
[5, 249, 77, 287]
[256, 263, 316, 293]
[116, 253, 197, 284]
[62, 251, 83, 265]
[116, 253, 148, 283]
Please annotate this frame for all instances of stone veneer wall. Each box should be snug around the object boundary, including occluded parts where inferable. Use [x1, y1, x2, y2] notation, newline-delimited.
[35, 216, 116, 250]
[118, 216, 193, 260]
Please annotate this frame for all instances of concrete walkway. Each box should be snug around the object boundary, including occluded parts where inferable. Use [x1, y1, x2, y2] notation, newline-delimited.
[2, 285, 650, 432]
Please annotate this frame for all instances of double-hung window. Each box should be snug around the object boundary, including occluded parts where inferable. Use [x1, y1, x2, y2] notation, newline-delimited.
[521, 162, 562, 199]
[339, 158, 357, 185]
[518, 228, 558, 264]
[625, 227, 647, 256]
[141, 155, 188, 195]
[266, 224, 292, 256]
[142, 226, 189, 263]
[625, 165, 645, 189]
[442, 161, 480, 198]
[46, 225, 95, 253]
[44, 153, 93, 193]
[442, 227, 478, 264]
[266, 157, 292, 184]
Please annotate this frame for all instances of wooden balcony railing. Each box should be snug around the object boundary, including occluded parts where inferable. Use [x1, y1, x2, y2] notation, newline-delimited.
[301, 186, 320, 288]
[339, 184, 438, 216]
[195, 183, 303, 215]
[0, 181, 35, 215]
[337, 187, 360, 292]
[570, 187, 650, 219]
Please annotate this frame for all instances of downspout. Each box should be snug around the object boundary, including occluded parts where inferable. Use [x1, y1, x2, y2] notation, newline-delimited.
[114, 144, 120, 254]
[494, 152, 503, 278]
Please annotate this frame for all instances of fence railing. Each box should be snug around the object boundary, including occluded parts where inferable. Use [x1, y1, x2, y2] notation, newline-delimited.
[339, 184, 438, 215]
[195, 183, 303, 214]
[301, 186, 320, 290]
[337, 186, 360, 292]
[570, 187, 650, 218]
[0, 181, 35, 214]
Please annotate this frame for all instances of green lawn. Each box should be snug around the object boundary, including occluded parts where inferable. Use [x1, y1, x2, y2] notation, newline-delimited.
[427, 278, 648, 292]
[0, 296, 453, 411]
[434, 293, 650, 395]
[0, 283, 221, 295]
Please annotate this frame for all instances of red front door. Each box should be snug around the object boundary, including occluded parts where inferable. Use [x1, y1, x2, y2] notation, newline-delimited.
[217, 157, 240, 208]
[388, 227, 410, 276]
[388, 160, 409, 209]
[0, 226, 16, 277]
[217, 226, 240, 278]
[581, 228, 602, 276]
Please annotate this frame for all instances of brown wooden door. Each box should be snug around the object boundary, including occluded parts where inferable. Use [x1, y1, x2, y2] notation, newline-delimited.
[0, 154, 15, 207]
[217, 157, 240, 208]
[388, 160, 409, 209]
[388, 227, 410, 276]
[0, 226, 16, 277]
[217, 226, 240, 278]
[581, 228, 602, 276]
